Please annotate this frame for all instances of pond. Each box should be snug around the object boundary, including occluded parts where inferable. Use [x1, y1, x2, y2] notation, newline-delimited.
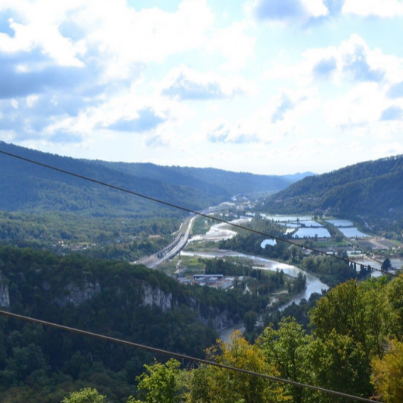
[260, 239, 277, 248]
[292, 228, 331, 238]
[338, 227, 370, 238]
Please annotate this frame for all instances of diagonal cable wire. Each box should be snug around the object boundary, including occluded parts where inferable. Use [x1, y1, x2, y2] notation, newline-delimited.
[0, 309, 379, 403]
[0, 149, 396, 277]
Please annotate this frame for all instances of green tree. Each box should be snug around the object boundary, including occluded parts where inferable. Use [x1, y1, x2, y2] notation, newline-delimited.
[382, 258, 392, 271]
[307, 331, 371, 402]
[259, 317, 311, 403]
[129, 359, 181, 403]
[371, 339, 403, 403]
[190, 331, 285, 402]
[244, 311, 257, 333]
[62, 388, 107, 403]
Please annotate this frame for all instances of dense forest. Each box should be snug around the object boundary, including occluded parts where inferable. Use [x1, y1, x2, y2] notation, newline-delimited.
[51, 274, 403, 403]
[0, 245, 289, 402]
[0, 141, 301, 216]
[264, 155, 403, 223]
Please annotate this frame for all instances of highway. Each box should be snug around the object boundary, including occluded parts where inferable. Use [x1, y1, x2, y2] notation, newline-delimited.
[134, 215, 197, 269]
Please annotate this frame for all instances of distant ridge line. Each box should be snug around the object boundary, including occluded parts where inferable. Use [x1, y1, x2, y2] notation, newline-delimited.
[0, 148, 396, 277]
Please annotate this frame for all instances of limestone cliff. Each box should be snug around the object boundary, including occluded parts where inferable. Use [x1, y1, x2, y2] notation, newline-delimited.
[0, 273, 10, 309]
[141, 284, 172, 313]
[55, 281, 101, 307]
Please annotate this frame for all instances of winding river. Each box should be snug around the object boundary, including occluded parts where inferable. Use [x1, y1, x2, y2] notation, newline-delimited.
[182, 216, 329, 342]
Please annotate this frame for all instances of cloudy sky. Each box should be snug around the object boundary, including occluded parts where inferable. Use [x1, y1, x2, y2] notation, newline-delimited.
[0, 0, 402, 175]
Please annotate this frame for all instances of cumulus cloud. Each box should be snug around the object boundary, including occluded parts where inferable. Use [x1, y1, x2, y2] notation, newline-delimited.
[387, 82, 403, 98]
[322, 81, 403, 130]
[342, 43, 385, 82]
[206, 22, 255, 70]
[266, 35, 394, 86]
[202, 88, 319, 144]
[248, 0, 329, 24]
[161, 65, 256, 100]
[107, 108, 166, 133]
[342, 0, 403, 17]
[271, 94, 295, 123]
[0, 0, 224, 144]
[312, 57, 337, 79]
[380, 106, 403, 121]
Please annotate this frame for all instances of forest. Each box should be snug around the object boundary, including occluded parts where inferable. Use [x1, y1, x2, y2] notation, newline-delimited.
[264, 155, 403, 225]
[0, 245, 296, 402]
[55, 273, 403, 403]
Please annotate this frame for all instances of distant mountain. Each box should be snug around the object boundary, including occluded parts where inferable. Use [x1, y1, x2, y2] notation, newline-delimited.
[0, 142, 293, 217]
[88, 160, 297, 196]
[264, 155, 403, 220]
[281, 172, 315, 183]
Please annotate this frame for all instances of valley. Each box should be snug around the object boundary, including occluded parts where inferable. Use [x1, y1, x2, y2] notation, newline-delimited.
[0, 143, 403, 403]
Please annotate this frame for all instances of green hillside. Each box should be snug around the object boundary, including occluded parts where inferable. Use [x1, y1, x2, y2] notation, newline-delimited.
[91, 160, 298, 196]
[0, 245, 269, 402]
[264, 155, 403, 220]
[0, 141, 299, 217]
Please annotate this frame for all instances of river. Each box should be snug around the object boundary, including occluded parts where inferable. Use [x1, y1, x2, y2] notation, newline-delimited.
[181, 250, 328, 342]
[182, 214, 328, 342]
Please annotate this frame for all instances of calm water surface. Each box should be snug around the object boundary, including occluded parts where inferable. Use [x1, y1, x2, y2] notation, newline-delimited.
[338, 227, 370, 238]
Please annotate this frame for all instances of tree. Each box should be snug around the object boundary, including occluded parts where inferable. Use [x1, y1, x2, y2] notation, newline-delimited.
[382, 258, 392, 272]
[62, 388, 107, 403]
[259, 317, 311, 403]
[307, 331, 371, 401]
[244, 311, 258, 333]
[190, 331, 285, 403]
[371, 339, 403, 403]
[128, 359, 181, 403]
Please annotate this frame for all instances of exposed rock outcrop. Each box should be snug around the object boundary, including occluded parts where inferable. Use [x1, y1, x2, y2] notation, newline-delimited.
[0, 274, 10, 309]
[142, 284, 172, 313]
[55, 281, 101, 307]
[199, 308, 236, 332]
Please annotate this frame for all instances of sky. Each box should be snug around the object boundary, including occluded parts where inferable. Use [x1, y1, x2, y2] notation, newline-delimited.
[0, 0, 403, 175]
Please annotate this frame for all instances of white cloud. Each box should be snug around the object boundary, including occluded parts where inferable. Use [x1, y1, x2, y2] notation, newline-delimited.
[247, 0, 328, 25]
[202, 87, 319, 143]
[342, 0, 403, 17]
[323, 82, 403, 130]
[0, 0, 215, 79]
[206, 21, 256, 70]
[265, 35, 397, 86]
[160, 64, 257, 100]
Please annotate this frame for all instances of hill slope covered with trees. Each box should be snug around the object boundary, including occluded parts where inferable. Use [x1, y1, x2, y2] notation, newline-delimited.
[0, 141, 301, 216]
[264, 155, 403, 221]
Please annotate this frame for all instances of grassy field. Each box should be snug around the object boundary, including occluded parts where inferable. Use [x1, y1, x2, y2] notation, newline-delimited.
[191, 216, 216, 235]
[158, 255, 206, 277]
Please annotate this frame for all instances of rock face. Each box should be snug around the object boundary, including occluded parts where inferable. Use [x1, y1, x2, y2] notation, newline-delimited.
[199, 309, 235, 332]
[0, 274, 10, 309]
[55, 281, 101, 307]
[142, 284, 172, 313]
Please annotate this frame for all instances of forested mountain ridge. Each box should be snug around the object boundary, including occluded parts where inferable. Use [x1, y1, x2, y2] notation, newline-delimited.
[0, 245, 269, 402]
[89, 160, 308, 196]
[264, 155, 403, 220]
[0, 142, 215, 216]
[0, 141, 302, 217]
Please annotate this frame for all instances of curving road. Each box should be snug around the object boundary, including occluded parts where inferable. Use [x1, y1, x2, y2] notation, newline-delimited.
[134, 215, 197, 269]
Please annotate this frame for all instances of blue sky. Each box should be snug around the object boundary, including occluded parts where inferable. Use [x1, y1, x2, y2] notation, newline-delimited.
[0, 0, 403, 175]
